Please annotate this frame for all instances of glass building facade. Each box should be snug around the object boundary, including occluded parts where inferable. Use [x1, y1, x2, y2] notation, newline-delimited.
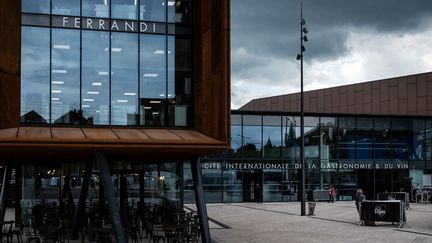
[21, 0, 193, 126]
[192, 112, 432, 202]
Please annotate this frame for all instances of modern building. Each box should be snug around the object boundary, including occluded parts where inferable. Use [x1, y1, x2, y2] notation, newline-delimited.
[196, 72, 432, 203]
[0, 0, 230, 242]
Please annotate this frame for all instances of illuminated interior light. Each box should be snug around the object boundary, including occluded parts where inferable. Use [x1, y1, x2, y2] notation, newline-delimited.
[117, 99, 128, 103]
[150, 100, 162, 104]
[98, 71, 109, 76]
[52, 69, 67, 74]
[82, 105, 90, 108]
[144, 106, 152, 109]
[124, 92, 136, 96]
[52, 80, 64, 85]
[143, 73, 159, 78]
[87, 91, 100, 95]
[51, 90, 62, 93]
[159, 93, 165, 97]
[105, 47, 122, 52]
[53, 44, 70, 49]
[83, 98, 94, 102]
[153, 112, 160, 115]
[51, 97, 60, 101]
[92, 82, 102, 86]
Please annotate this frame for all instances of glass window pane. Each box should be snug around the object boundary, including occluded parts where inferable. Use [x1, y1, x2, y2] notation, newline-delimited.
[375, 118, 392, 159]
[140, 0, 165, 22]
[21, 27, 50, 123]
[426, 120, 432, 161]
[282, 116, 298, 159]
[243, 115, 262, 158]
[357, 118, 373, 159]
[263, 116, 281, 158]
[263, 170, 282, 202]
[202, 168, 222, 203]
[222, 170, 242, 203]
[168, 37, 192, 126]
[167, 0, 176, 23]
[83, 0, 110, 18]
[392, 119, 409, 160]
[82, 31, 110, 125]
[139, 34, 166, 126]
[51, 29, 81, 124]
[320, 117, 337, 160]
[111, 32, 138, 125]
[173, 0, 191, 24]
[230, 125, 242, 157]
[112, 0, 138, 20]
[22, 0, 50, 14]
[338, 117, 356, 159]
[52, 0, 80, 16]
[410, 120, 425, 161]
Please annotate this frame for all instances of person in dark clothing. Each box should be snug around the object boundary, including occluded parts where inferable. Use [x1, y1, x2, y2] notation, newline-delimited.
[355, 188, 366, 213]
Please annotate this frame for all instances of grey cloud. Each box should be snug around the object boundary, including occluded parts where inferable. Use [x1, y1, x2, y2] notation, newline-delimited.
[232, 0, 432, 62]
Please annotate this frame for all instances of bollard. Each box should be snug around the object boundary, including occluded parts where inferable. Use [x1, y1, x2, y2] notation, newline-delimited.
[308, 202, 316, 215]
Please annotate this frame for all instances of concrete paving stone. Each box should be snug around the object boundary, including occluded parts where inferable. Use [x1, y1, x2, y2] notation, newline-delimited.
[207, 202, 432, 243]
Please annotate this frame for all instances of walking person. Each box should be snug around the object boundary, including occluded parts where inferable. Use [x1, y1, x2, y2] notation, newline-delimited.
[329, 184, 336, 203]
[355, 188, 366, 214]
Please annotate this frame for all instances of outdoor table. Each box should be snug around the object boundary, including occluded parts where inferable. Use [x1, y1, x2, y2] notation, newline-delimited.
[360, 200, 406, 228]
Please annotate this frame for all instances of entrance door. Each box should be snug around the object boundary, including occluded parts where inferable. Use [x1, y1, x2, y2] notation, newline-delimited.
[243, 171, 262, 202]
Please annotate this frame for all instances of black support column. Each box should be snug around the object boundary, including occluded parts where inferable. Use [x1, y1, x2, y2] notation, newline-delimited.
[71, 160, 93, 240]
[0, 161, 13, 221]
[95, 150, 126, 243]
[191, 157, 211, 243]
[139, 170, 145, 209]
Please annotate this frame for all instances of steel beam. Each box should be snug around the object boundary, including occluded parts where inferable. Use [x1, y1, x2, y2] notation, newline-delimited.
[191, 157, 211, 243]
[0, 162, 12, 221]
[71, 160, 92, 239]
[95, 150, 126, 243]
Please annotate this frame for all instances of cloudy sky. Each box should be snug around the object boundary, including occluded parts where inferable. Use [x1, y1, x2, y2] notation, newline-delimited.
[231, 0, 432, 109]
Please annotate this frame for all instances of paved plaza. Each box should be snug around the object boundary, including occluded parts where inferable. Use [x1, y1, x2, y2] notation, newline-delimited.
[206, 202, 432, 243]
[4, 201, 432, 242]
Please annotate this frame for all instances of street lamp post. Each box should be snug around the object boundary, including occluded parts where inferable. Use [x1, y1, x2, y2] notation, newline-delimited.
[296, 3, 308, 216]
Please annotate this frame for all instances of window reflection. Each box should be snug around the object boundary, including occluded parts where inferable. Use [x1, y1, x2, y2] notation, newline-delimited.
[263, 116, 282, 158]
[338, 118, 356, 159]
[167, 0, 191, 23]
[140, 34, 166, 126]
[82, 31, 110, 125]
[21, 0, 193, 127]
[392, 119, 409, 160]
[357, 118, 373, 159]
[111, 32, 138, 125]
[112, 0, 138, 20]
[52, 0, 80, 16]
[51, 29, 81, 124]
[21, 27, 50, 123]
[83, 0, 110, 18]
[375, 119, 392, 159]
[168, 37, 192, 127]
[141, 0, 165, 21]
[22, 0, 50, 14]
[243, 116, 262, 158]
